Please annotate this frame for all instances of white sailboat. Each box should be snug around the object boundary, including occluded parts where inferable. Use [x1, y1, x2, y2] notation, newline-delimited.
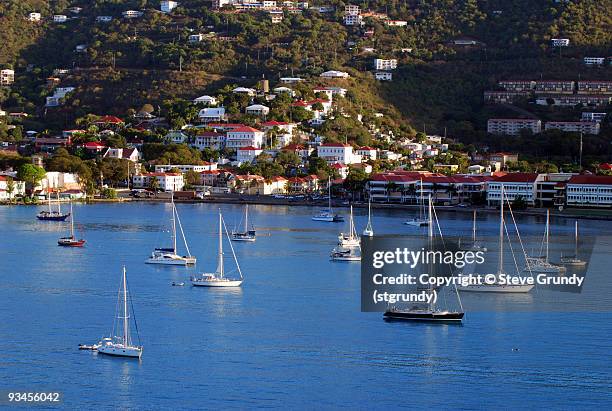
[459, 186, 534, 293]
[231, 204, 256, 242]
[312, 176, 344, 222]
[385, 195, 465, 321]
[524, 210, 566, 274]
[338, 205, 360, 248]
[330, 246, 361, 262]
[145, 194, 196, 265]
[560, 221, 587, 267]
[191, 210, 244, 287]
[404, 178, 429, 227]
[362, 198, 374, 237]
[96, 267, 143, 359]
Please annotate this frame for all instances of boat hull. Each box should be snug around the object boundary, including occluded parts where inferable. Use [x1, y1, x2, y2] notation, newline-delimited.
[231, 235, 256, 242]
[383, 310, 464, 322]
[37, 214, 70, 221]
[191, 279, 243, 287]
[97, 345, 142, 358]
[404, 220, 428, 227]
[145, 254, 196, 265]
[524, 265, 566, 274]
[458, 284, 534, 293]
[58, 238, 86, 247]
[312, 216, 335, 222]
[560, 260, 587, 267]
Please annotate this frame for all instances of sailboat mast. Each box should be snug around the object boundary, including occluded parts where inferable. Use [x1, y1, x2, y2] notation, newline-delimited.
[498, 185, 504, 274]
[218, 211, 224, 278]
[122, 267, 129, 346]
[70, 202, 74, 237]
[57, 192, 61, 214]
[427, 194, 433, 311]
[419, 178, 423, 220]
[472, 210, 476, 242]
[171, 194, 177, 253]
[545, 209, 550, 262]
[328, 176, 332, 211]
[48, 189, 52, 212]
[575, 220, 578, 255]
[245, 204, 249, 231]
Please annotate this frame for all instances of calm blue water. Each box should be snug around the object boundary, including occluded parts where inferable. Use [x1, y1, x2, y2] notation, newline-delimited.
[1, 203, 611, 409]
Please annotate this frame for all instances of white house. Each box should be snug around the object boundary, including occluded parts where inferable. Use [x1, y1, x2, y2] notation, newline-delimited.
[132, 173, 184, 191]
[584, 57, 605, 66]
[198, 107, 226, 122]
[193, 131, 226, 150]
[122, 10, 144, 18]
[75, 44, 87, 53]
[104, 147, 141, 162]
[0, 69, 15, 86]
[375, 72, 392, 81]
[320, 70, 350, 79]
[374, 58, 398, 70]
[28, 13, 42, 22]
[551, 38, 570, 47]
[232, 87, 256, 96]
[356, 146, 377, 161]
[261, 120, 296, 147]
[279, 77, 304, 84]
[53, 15, 68, 23]
[165, 130, 189, 144]
[193, 95, 217, 105]
[270, 10, 284, 23]
[226, 126, 265, 149]
[0, 175, 26, 200]
[237, 146, 263, 165]
[245, 104, 270, 116]
[273, 86, 295, 96]
[317, 143, 361, 165]
[188, 33, 206, 43]
[313, 86, 347, 98]
[161, 1, 179, 13]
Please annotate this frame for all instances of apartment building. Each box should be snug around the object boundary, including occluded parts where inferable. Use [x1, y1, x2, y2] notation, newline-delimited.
[566, 175, 612, 208]
[584, 57, 606, 66]
[487, 173, 538, 206]
[487, 119, 542, 136]
[484, 91, 530, 103]
[537, 95, 611, 107]
[498, 80, 536, 92]
[577, 81, 612, 94]
[581, 112, 607, 122]
[551, 38, 570, 47]
[545, 121, 601, 135]
[374, 58, 398, 70]
[535, 81, 575, 94]
[132, 173, 184, 191]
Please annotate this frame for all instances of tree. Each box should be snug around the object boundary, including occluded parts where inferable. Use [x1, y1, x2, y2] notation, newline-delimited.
[6, 176, 15, 202]
[148, 176, 160, 192]
[17, 164, 46, 194]
[184, 170, 201, 188]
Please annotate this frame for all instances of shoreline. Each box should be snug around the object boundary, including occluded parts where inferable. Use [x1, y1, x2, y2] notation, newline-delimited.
[5, 195, 612, 221]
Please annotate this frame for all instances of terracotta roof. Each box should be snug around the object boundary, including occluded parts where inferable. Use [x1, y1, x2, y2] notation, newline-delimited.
[282, 144, 306, 151]
[238, 146, 261, 151]
[84, 141, 106, 148]
[229, 126, 262, 133]
[320, 143, 351, 148]
[599, 163, 612, 170]
[262, 120, 289, 126]
[494, 173, 538, 183]
[96, 115, 123, 124]
[358, 146, 376, 151]
[568, 175, 612, 185]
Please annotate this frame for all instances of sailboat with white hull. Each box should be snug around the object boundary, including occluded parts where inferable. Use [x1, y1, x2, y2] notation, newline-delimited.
[231, 204, 256, 242]
[384, 195, 465, 322]
[338, 205, 360, 248]
[524, 210, 566, 274]
[58, 202, 85, 247]
[312, 176, 344, 222]
[362, 198, 374, 237]
[404, 178, 429, 227]
[191, 210, 244, 287]
[96, 267, 143, 359]
[459, 186, 534, 293]
[560, 221, 587, 267]
[37, 191, 70, 221]
[146, 195, 196, 265]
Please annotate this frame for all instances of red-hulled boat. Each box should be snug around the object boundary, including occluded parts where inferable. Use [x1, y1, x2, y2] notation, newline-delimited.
[58, 203, 85, 247]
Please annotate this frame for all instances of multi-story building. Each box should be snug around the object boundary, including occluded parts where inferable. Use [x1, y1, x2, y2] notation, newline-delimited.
[487, 173, 539, 206]
[161, 1, 179, 13]
[53, 15, 68, 23]
[356, 146, 377, 161]
[566, 175, 612, 208]
[535, 80, 575, 94]
[343, 13, 362, 26]
[498, 80, 536, 92]
[198, 107, 226, 122]
[193, 131, 226, 150]
[487, 119, 542, 136]
[0, 69, 15, 86]
[581, 112, 607, 122]
[584, 57, 606, 66]
[226, 126, 265, 149]
[489, 153, 519, 170]
[28, 12, 42, 22]
[374, 58, 398, 70]
[344, 5, 360, 15]
[545, 121, 600, 135]
[484, 91, 531, 103]
[537, 94, 611, 107]
[375, 72, 392, 81]
[132, 173, 184, 191]
[154, 164, 216, 174]
[122, 10, 144, 18]
[317, 143, 361, 165]
[577, 80, 612, 94]
[534, 173, 575, 207]
[236, 146, 263, 165]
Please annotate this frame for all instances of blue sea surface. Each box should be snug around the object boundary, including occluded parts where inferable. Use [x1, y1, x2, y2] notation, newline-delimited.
[1, 203, 611, 409]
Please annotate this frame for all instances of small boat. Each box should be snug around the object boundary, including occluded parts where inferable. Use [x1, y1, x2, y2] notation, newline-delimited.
[330, 247, 361, 262]
[95, 267, 143, 359]
[404, 178, 429, 227]
[384, 307, 464, 322]
[191, 210, 244, 288]
[171, 282, 185, 287]
[231, 204, 256, 242]
[524, 210, 565, 274]
[560, 221, 587, 267]
[459, 186, 534, 293]
[146, 194, 196, 265]
[385, 195, 465, 322]
[313, 176, 343, 222]
[78, 344, 99, 351]
[362, 198, 374, 237]
[58, 203, 86, 247]
[338, 205, 360, 248]
[37, 191, 70, 221]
